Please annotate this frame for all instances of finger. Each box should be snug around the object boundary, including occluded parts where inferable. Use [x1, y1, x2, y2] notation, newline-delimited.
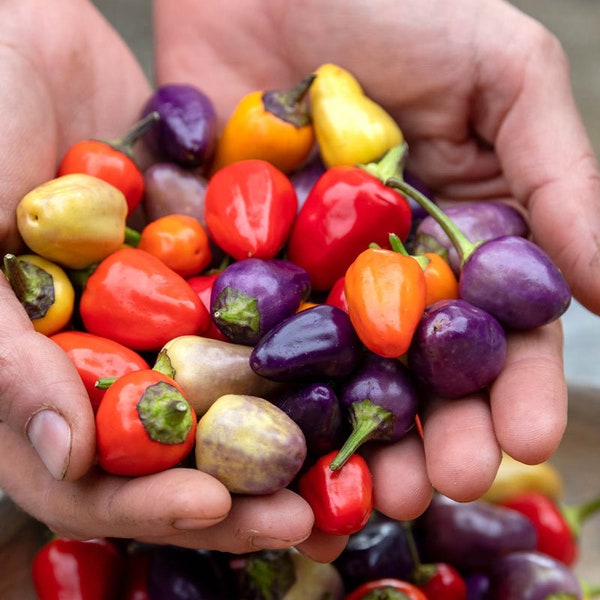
[0, 277, 96, 480]
[295, 528, 349, 563]
[489, 321, 567, 464]
[138, 488, 314, 554]
[363, 431, 433, 520]
[420, 392, 502, 502]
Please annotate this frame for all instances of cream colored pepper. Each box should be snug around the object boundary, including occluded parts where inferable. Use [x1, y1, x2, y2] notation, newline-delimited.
[16, 173, 128, 270]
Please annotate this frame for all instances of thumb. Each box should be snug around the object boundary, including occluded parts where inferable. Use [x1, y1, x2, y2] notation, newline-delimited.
[0, 274, 96, 480]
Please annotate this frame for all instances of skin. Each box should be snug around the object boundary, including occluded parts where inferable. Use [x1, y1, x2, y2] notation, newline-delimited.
[0, 0, 598, 563]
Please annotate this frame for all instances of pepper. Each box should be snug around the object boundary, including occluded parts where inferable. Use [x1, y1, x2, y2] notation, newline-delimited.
[137, 213, 213, 278]
[345, 579, 428, 600]
[31, 536, 124, 600]
[95, 369, 197, 476]
[501, 490, 600, 566]
[209, 75, 316, 174]
[416, 252, 460, 306]
[286, 145, 412, 291]
[310, 63, 403, 168]
[57, 112, 159, 214]
[204, 159, 298, 261]
[297, 450, 374, 536]
[344, 235, 427, 359]
[79, 247, 209, 351]
[482, 452, 564, 504]
[186, 272, 230, 342]
[3, 253, 74, 336]
[50, 330, 150, 413]
[16, 173, 128, 270]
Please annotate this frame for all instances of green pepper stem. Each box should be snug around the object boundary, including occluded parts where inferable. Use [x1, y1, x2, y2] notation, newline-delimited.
[107, 111, 160, 157]
[329, 398, 394, 471]
[359, 141, 409, 182]
[386, 176, 478, 268]
[124, 226, 141, 247]
[95, 377, 116, 390]
[563, 495, 600, 539]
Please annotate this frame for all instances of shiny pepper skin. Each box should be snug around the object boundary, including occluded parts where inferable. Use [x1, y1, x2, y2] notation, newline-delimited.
[286, 166, 412, 291]
[345, 579, 428, 600]
[344, 246, 427, 358]
[79, 247, 210, 351]
[32, 537, 124, 600]
[415, 563, 467, 600]
[298, 450, 374, 536]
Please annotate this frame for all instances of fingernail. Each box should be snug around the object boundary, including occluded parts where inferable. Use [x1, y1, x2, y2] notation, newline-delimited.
[26, 409, 72, 480]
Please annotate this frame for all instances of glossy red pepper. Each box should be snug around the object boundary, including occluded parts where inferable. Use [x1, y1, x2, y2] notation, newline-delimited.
[50, 330, 150, 413]
[204, 159, 298, 261]
[31, 537, 124, 600]
[501, 491, 600, 566]
[79, 247, 210, 351]
[325, 275, 349, 313]
[286, 148, 412, 291]
[298, 450, 374, 536]
[345, 578, 428, 600]
[95, 369, 197, 476]
[57, 112, 158, 214]
[186, 272, 230, 341]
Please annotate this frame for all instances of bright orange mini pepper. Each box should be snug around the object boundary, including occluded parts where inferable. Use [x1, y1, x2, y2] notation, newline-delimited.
[344, 240, 427, 359]
[419, 251, 460, 306]
[209, 75, 316, 175]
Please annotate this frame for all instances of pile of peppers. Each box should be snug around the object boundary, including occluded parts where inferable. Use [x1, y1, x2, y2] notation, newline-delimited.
[2, 62, 594, 598]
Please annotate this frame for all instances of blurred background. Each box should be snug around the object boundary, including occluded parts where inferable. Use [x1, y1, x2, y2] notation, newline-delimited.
[91, 0, 600, 387]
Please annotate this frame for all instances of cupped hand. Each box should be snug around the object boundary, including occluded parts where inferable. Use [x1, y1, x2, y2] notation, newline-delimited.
[154, 0, 600, 558]
[0, 0, 315, 555]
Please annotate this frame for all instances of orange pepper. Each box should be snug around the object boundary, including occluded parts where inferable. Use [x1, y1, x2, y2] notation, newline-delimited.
[137, 214, 213, 278]
[420, 251, 460, 306]
[344, 240, 427, 358]
[209, 75, 316, 175]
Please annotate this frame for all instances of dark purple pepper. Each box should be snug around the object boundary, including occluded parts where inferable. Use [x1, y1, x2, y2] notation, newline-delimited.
[408, 299, 507, 399]
[415, 494, 537, 574]
[270, 382, 346, 457]
[459, 235, 572, 330]
[413, 201, 529, 274]
[142, 83, 218, 168]
[249, 304, 363, 382]
[210, 258, 311, 346]
[289, 154, 326, 211]
[388, 178, 571, 330]
[488, 550, 582, 600]
[329, 351, 419, 471]
[333, 511, 414, 591]
[146, 545, 236, 599]
[465, 573, 491, 600]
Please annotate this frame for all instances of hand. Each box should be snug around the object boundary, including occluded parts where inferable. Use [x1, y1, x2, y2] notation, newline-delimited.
[0, 0, 315, 556]
[153, 0, 600, 560]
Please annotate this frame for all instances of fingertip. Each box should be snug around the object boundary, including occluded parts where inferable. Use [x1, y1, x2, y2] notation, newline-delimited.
[295, 529, 349, 563]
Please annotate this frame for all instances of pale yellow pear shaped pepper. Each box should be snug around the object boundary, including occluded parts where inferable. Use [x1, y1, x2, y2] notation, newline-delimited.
[310, 63, 403, 168]
[16, 173, 128, 270]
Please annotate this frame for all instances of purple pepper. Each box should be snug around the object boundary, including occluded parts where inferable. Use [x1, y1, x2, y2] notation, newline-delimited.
[415, 493, 537, 574]
[389, 178, 571, 330]
[408, 298, 507, 399]
[270, 382, 346, 457]
[289, 154, 326, 211]
[329, 351, 419, 470]
[465, 573, 491, 600]
[210, 258, 311, 346]
[141, 83, 218, 168]
[249, 304, 363, 382]
[488, 550, 582, 600]
[414, 201, 529, 274]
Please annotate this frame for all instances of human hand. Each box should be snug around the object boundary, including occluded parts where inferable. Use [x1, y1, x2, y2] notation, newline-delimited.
[0, 0, 316, 556]
[153, 0, 600, 560]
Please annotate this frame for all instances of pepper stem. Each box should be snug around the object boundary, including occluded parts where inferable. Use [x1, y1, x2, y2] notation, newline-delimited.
[106, 111, 160, 158]
[262, 74, 316, 128]
[386, 176, 478, 268]
[329, 398, 394, 471]
[563, 495, 600, 539]
[359, 141, 409, 183]
[124, 226, 141, 247]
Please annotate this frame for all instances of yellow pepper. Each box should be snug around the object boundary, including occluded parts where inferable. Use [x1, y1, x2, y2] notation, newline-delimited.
[16, 173, 128, 270]
[209, 75, 316, 175]
[310, 63, 403, 168]
[3, 253, 75, 336]
[482, 452, 564, 504]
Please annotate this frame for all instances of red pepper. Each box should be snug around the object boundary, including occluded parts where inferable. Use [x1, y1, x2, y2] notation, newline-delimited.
[286, 146, 412, 292]
[501, 491, 600, 566]
[344, 236, 427, 358]
[120, 547, 152, 600]
[31, 537, 124, 600]
[345, 578, 428, 600]
[79, 247, 209, 351]
[57, 112, 158, 214]
[50, 330, 149, 413]
[186, 272, 230, 341]
[95, 369, 197, 476]
[204, 159, 298, 260]
[325, 275, 349, 313]
[297, 450, 374, 536]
